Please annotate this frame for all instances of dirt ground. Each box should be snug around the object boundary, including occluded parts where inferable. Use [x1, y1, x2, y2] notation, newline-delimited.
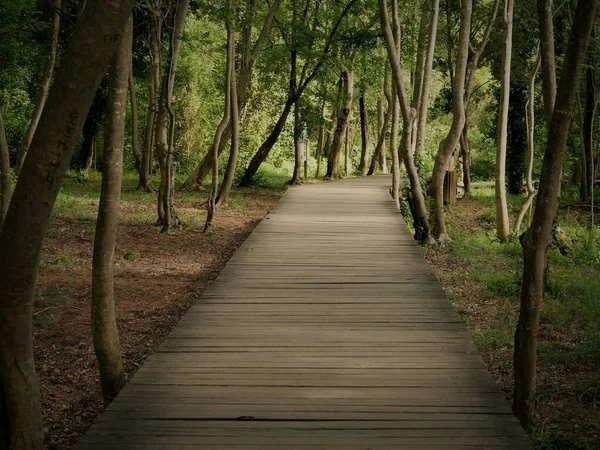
[34, 185, 281, 449]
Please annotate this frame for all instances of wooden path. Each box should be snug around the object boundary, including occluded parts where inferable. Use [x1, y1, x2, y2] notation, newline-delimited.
[76, 176, 530, 449]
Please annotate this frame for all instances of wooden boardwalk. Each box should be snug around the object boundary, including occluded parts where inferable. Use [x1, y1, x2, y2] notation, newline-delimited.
[76, 176, 530, 449]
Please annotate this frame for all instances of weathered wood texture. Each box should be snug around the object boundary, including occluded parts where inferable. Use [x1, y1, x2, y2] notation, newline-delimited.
[75, 176, 530, 449]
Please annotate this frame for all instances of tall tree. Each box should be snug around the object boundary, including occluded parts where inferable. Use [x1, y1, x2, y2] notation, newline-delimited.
[430, 0, 472, 242]
[495, 0, 513, 241]
[14, 0, 62, 174]
[0, 1, 133, 446]
[0, 110, 10, 228]
[182, 0, 283, 189]
[358, 91, 370, 174]
[92, 15, 132, 405]
[512, 0, 598, 428]
[326, 69, 354, 179]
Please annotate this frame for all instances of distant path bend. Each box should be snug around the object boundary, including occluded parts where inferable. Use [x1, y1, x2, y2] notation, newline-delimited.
[76, 175, 530, 449]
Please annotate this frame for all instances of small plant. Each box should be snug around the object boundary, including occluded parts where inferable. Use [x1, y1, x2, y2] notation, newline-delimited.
[123, 250, 140, 261]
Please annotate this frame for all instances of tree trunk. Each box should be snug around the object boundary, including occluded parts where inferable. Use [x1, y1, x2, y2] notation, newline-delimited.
[368, 67, 391, 175]
[430, 0, 471, 243]
[315, 99, 327, 178]
[409, 0, 429, 156]
[459, 120, 471, 196]
[379, 0, 434, 244]
[205, 3, 235, 232]
[92, 15, 131, 405]
[536, 0, 557, 124]
[515, 51, 541, 234]
[0, 110, 10, 228]
[415, 0, 440, 162]
[14, 0, 62, 175]
[217, 47, 240, 206]
[581, 64, 595, 201]
[513, 0, 598, 429]
[0, 1, 133, 447]
[358, 92, 369, 174]
[291, 100, 303, 184]
[129, 66, 141, 175]
[495, 0, 513, 242]
[390, 0, 402, 209]
[326, 70, 354, 180]
[344, 112, 351, 176]
[138, 15, 161, 191]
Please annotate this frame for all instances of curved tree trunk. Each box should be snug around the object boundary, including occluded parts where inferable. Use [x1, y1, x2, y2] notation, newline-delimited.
[513, 0, 598, 428]
[0, 110, 10, 228]
[14, 0, 62, 175]
[326, 70, 354, 180]
[430, 0, 471, 243]
[0, 1, 133, 447]
[495, 0, 513, 242]
[92, 15, 131, 405]
[415, 0, 440, 162]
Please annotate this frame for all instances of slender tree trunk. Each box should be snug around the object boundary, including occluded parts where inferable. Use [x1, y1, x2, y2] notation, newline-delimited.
[0, 110, 10, 228]
[323, 77, 343, 163]
[368, 67, 391, 175]
[344, 116, 351, 176]
[415, 0, 440, 162]
[581, 64, 595, 201]
[315, 99, 327, 178]
[0, 2, 133, 447]
[358, 92, 370, 174]
[495, 0, 513, 242]
[515, 54, 540, 234]
[15, 0, 62, 174]
[129, 66, 141, 175]
[430, 0, 472, 243]
[459, 119, 471, 196]
[513, 0, 598, 428]
[326, 70, 354, 180]
[409, 0, 429, 156]
[217, 50, 240, 206]
[390, 0, 401, 209]
[138, 15, 161, 191]
[380, 0, 434, 244]
[205, 3, 235, 232]
[536, 0, 557, 124]
[155, 94, 168, 225]
[92, 15, 131, 405]
[291, 100, 303, 184]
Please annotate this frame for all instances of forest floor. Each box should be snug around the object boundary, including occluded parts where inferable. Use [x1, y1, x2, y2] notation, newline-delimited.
[34, 171, 283, 449]
[423, 187, 600, 450]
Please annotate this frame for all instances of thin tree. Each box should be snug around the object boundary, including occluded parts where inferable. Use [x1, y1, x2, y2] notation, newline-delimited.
[92, 15, 132, 405]
[495, 0, 513, 241]
[358, 91, 370, 174]
[129, 64, 141, 175]
[367, 65, 391, 175]
[205, 0, 235, 233]
[0, 1, 133, 446]
[414, 0, 440, 162]
[513, 0, 598, 428]
[14, 0, 62, 174]
[0, 110, 10, 227]
[389, 0, 401, 208]
[326, 70, 354, 179]
[430, 0, 472, 243]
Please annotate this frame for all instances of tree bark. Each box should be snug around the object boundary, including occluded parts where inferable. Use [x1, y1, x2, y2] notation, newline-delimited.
[536, 0, 557, 124]
[326, 70, 354, 180]
[495, 0, 513, 242]
[14, 0, 62, 175]
[581, 64, 595, 201]
[0, 110, 10, 228]
[390, 0, 402, 209]
[430, 0, 472, 243]
[291, 100, 303, 184]
[205, 2, 235, 232]
[415, 0, 440, 163]
[315, 98, 327, 178]
[513, 0, 598, 428]
[138, 13, 161, 191]
[358, 92, 370, 174]
[368, 67, 391, 176]
[92, 15, 131, 405]
[409, 0, 429, 156]
[0, 1, 133, 447]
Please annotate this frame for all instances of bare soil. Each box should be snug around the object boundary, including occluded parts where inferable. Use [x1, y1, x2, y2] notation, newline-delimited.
[34, 186, 281, 449]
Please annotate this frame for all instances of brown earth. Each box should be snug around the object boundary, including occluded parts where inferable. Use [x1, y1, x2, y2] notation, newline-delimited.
[34, 186, 282, 449]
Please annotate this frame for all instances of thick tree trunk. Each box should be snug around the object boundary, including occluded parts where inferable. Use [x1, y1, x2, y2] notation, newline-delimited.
[495, 0, 513, 242]
[129, 66, 141, 175]
[358, 92, 369, 174]
[326, 70, 354, 180]
[205, 4, 235, 232]
[92, 16, 132, 405]
[0, 110, 10, 228]
[0, 1, 133, 447]
[415, 0, 440, 162]
[15, 0, 62, 175]
[513, 0, 598, 428]
[138, 16, 161, 191]
[430, 0, 471, 243]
